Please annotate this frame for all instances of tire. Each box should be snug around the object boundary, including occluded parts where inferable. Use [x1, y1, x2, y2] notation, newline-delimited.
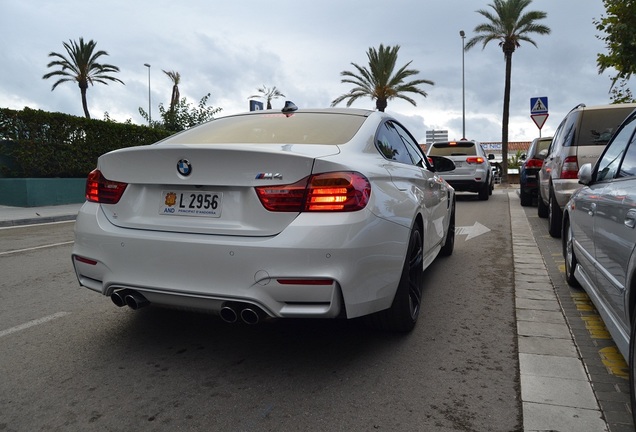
[548, 189, 563, 238]
[440, 202, 455, 257]
[629, 316, 636, 426]
[537, 191, 549, 218]
[370, 225, 424, 332]
[478, 182, 489, 201]
[519, 189, 532, 207]
[562, 217, 580, 288]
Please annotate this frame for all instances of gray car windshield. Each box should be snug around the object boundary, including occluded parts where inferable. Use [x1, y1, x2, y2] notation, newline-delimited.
[160, 112, 367, 145]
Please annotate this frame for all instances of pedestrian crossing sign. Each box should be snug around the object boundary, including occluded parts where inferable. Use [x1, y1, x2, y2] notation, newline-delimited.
[530, 97, 548, 114]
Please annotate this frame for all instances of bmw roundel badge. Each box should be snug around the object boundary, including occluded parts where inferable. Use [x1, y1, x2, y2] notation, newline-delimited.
[177, 159, 192, 177]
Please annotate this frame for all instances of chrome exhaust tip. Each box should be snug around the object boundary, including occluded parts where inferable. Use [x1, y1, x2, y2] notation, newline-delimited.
[220, 305, 239, 323]
[111, 290, 129, 307]
[124, 291, 150, 310]
[240, 308, 261, 325]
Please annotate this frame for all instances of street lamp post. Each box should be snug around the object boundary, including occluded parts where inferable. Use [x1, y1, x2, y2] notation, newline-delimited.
[459, 30, 466, 140]
[144, 63, 151, 126]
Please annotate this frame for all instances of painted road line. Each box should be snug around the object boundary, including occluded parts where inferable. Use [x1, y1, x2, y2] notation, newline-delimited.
[0, 241, 74, 257]
[0, 312, 70, 338]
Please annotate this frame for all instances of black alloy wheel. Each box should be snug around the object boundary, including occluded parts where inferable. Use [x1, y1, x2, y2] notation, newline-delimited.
[369, 224, 424, 332]
[440, 203, 455, 257]
[548, 189, 562, 238]
[563, 217, 580, 288]
[538, 192, 549, 218]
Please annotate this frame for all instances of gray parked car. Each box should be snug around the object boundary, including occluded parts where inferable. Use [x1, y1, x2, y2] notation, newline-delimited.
[562, 107, 636, 424]
[426, 140, 494, 200]
[539, 103, 636, 237]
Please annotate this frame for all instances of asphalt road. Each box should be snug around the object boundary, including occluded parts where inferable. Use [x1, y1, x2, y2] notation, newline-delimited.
[0, 192, 520, 432]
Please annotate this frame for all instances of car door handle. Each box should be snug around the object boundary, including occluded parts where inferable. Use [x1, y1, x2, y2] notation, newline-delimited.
[588, 203, 596, 216]
[626, 209, 636, 229]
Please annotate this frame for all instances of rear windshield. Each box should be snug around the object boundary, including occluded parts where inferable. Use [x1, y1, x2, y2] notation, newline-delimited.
[159, 112, 367, 145]
[428, 142, 477, 156]
[577, 107, 635, 146]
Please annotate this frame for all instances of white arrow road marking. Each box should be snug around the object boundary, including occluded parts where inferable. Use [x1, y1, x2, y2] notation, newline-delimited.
[456, 222, 491, 241]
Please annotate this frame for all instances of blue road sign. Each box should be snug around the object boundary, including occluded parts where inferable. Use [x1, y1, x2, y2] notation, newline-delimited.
[530, 97, 548, 114]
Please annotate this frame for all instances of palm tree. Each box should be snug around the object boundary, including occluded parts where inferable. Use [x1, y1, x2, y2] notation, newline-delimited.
[331, 44, 434, 112]
[42, 38, 124, 119]
[249, 86, 285, 109]
[465, 0, 550, 183]
[163, 70, 181, 114]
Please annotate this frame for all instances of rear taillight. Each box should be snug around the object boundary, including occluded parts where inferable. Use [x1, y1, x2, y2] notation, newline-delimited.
[86, 169, 128, 204]
[525, 158, 543, 169]
[560, 156, 579, 179]
[255, 172, 371, 212]
[466, 156, 485, 164]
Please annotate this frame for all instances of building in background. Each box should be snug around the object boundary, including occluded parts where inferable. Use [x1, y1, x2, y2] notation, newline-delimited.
[425, 129, 448, 144]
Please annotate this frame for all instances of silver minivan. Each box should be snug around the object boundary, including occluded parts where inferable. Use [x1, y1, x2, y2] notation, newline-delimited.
[538, 103, 636, 237]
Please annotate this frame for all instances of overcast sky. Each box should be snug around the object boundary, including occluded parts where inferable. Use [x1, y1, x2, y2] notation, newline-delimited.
[0, 0, 614, 143]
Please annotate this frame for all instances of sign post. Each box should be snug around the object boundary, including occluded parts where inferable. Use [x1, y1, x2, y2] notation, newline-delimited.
[530, 97, 549, 137]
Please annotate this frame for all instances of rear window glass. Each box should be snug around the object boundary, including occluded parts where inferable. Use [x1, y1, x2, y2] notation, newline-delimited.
[428, 142, 477, 156]
[577, 107, 635, 146]
[159, 112, 367, 145]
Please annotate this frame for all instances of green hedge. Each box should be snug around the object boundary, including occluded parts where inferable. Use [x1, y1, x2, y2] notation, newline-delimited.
[0, 108, 172, 178]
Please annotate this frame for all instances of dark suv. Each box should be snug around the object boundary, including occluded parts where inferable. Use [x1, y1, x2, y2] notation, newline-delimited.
[538, 103, 636, 237]
[519, 136, 552, 206]
[427, 140, 494, 200]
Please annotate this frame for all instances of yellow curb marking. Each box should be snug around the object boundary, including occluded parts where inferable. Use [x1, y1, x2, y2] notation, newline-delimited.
[599, 346, 629, 379]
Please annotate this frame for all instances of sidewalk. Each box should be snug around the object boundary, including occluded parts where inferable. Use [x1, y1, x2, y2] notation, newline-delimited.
[0, 203, 82, 227]
[0, 191, 611, 431]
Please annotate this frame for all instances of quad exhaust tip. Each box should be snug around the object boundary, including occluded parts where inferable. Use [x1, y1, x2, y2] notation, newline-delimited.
[220, 303, 264, 324]
[111, 290, 149, 310]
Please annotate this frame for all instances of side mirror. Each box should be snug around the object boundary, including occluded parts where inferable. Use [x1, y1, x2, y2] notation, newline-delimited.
[428, 156, 456, 173]
[578, 163, 593, 185]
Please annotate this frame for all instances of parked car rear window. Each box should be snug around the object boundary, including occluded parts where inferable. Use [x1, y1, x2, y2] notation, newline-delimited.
[576, 107, 635, 146]
[428, 142, 477, 156]
[160, 112, 367, 145]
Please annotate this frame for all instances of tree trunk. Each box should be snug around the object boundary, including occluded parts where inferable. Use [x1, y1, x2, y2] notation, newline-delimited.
[376, 98, 387, 112]
[501, 50, 513, 184]
[80, 84, 90, 119]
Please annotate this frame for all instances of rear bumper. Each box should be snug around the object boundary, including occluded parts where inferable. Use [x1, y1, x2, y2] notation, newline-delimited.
[552, 179, 582, 208]
[72, 202, 410, 319]
[444, 179, 487, 193]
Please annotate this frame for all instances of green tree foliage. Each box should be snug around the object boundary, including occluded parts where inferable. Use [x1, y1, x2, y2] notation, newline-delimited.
[249, 86, 285, 109]
[595, 0, 636, 101]
[331, 44, 434, 112]
[42, 38, 124, 120]
[139, 93, 222, 132]
[0, 108, 170, 178]
[465, 0, 550, 183]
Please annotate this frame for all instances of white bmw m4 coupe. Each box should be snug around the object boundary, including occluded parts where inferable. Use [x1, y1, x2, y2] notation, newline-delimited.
[72, 107, 456, 332]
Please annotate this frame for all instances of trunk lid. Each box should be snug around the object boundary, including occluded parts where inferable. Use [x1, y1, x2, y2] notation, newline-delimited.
[96, 143, 340, 236]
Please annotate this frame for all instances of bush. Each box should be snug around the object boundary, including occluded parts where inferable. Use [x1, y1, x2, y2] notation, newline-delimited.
[0, 108, 172, 178]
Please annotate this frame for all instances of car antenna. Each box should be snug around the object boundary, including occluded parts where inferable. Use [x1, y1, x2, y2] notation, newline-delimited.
[282, 101, 298, 114]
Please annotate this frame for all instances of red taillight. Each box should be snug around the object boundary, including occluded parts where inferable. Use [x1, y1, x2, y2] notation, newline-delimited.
[525, 158, 543, 169]
[86, 169, 128, 204]
[560, 156, 579, 179]
[466, 156, 485, 164]
[74, 255, 97, 265]
[255, 172, 371, 212]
